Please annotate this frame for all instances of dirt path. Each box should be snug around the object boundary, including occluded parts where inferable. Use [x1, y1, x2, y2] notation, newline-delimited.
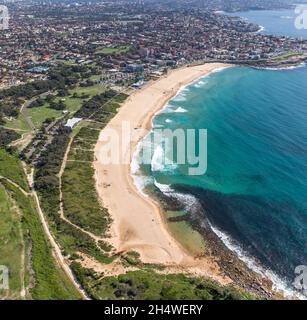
[24, 166, 89, 300]
[10, 132, 33, 150]
[58, 136, 105, 244]
[0, 176, 30, 196]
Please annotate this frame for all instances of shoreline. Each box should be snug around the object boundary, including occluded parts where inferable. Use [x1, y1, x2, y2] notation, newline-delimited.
[94, 63, 279, 297]
[94, 63, 233, 285]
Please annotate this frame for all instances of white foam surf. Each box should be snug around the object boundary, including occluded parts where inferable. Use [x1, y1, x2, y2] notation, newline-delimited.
[130, 63, 306, 299]
[154, 180, 201, 213]
[172, 88, 189, 102]
[131, 132, 153, 197]
[154, 180, 174, 194]
[174, 107, 188, 113]
[151, 143, 178, 173]
[254, 62, 306, 71]
[255, 25, 265, 33]
[209, 223, 306, 300]
[154, 178, 307, 299]
[210, 66, 232, 74]
[151, 145, 165, 172]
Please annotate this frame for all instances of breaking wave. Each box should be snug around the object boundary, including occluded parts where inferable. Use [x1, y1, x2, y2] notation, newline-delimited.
[209, 224, 306, 300]
[174, 107, 188, 113]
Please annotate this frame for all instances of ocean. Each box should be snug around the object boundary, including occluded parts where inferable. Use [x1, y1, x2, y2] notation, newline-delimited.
[227, 8, 307, 39]
[133, 11, 307, 297]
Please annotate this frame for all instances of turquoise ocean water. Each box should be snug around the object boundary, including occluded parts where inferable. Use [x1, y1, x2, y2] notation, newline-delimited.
[133, 11, 307, 296]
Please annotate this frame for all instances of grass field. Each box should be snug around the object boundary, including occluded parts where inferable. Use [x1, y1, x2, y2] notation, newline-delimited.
[70, 84, 106, 97]
[95, 45, 130, 55]
[28, 104, 65, 128]
[28, 84, 107, 129]
[4, 84, 106, 132]
[28, 96, 86, 129]
[89, 74, 102, 81]
[3, 114, 31, 132]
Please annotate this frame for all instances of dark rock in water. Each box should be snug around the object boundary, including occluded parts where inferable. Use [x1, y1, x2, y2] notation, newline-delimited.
[173, 184, 307, 283]
[154, 183, 307, 298]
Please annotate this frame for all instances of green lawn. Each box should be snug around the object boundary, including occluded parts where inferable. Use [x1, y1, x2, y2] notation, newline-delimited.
[95, 45, 130, 55]
[89, 74, 103, 81]
[27, 84, 107, 129]
[28, 95, 86, 129]
[28, 103, 65, 128]
[70, 84, 106, 97]
[5, 84, 106, 132]
[64, 97, 85, 112]
[3, 114, 31, 132]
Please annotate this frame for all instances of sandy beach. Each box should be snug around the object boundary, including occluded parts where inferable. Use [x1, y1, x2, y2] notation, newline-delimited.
[94, 63, 232, 283]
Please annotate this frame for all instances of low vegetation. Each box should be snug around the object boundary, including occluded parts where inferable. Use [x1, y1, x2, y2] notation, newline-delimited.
[71, 263, 255, 300]
[3, 181, 81, 299]
[33, 128, 109, 260]
[0, 184, 24, 299]
[33, 90, 128, 267]
[0, 148, 29, 191]
[0, 128, 21, 147]
[0, 149, 81, 299]
[63, 160, 110, 235]
[63, 126, 110, 236]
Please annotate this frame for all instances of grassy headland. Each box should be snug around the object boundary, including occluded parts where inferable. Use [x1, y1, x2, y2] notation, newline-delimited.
[0, 148, 81, 299]
[71, 263, 255, 300]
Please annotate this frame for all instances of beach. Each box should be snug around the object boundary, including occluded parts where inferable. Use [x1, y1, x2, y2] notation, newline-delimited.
[94, 63, 232, 284]
[93, 62, 298, 299]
